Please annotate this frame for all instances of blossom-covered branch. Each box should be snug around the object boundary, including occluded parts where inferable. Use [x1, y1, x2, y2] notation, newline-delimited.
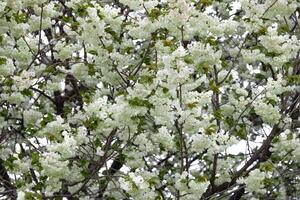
[0, 0, 299, 199]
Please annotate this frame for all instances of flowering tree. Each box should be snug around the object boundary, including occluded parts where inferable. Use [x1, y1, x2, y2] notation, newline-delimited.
[0, 0, 300, 199]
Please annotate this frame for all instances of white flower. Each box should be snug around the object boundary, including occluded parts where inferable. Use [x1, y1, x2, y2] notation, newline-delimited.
[189, 180, 209, 197]
[190, 134, 212, 153]
[119, 0, 142, 10]
[0, 2, 6, 13]
[47, 131, 77, 158]
[17, 191, 25, 200]
[28, 15, 51, 32]
[0, 117, 7, 131]
[41, 116, 70, 138]
[23, 109, 43, 126]
[135, 133, 154, 152]
[96, 147, 104, 156]
[221, 104, 235, 116]
[238, 169, 266, 194]
[272, 130, 299, 159]
[129, 173, 142, 183]
[54, 42, 80, 61]
[7, 92, 26, 105]
[0, 58, 15, 76]
[12, 159, 30, 174]
[152, 127, 174, 151]
[40, 152, 69, 178]
[253, 100, 280, 125]
[188, 42, 222, 68]
[71, 63, 89, 81]
[125, 151, 145, 169]
[119, 177, 131, 192]
[84, 96, 108, 118]
[235, 88, 248, 96]
[75, 126, 89, 144]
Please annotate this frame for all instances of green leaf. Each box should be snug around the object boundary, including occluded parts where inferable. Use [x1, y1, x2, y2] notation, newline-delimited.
[287, 132, 293, 140]
[31, 152, 40, 166]
[139, 75, 154, 84]
[26, 125, 38, 135]
[97, 10, 105, 20]
[278, 24, 289, 34]
[122, 46, 133, 54]
[162, 87, 169, 94]
[80, 159, 88, 167]
[106, 45, 114, 53]
[270, 154, 281, 162]
[88, 50, 98, 55]
[183, 55, 193, 64]
[266, 98, 277, 106]
[0, 57, 7, 65]
[87, 64, 96, 76]
[155, 195, 162, 200]
[81, 169, 90, 178]
[263, 178, 274, 187]
[260, 162, 273, 172]
[225, 117, 234, 127]
[200, 0, 213, 6]
[0, 109, 8, 117]
[255, 73, 266, 80]
[128, 97, 153, 108]
[206, 36, 217, 46]
[105, 27, 121, 43]
[105, 197, 117, 200]
[40, 113, 54, 127]
[13, 13, 27, 23]
[76, 5, 89, 17]
[16, 180, 26, 188]
[287, 75, 300, 84]
[45, 65, 55, 73]
[32, 182, 44, 192]
[209, 80, 219, 94]
[196, 175, 208, 182]
[221, 60, 229, 69]
[128, 74, 136, 81]
[5, 155, 18, 170]
[162, 40, 173, 47]
[158, 143, 166, 152]
[214, 109, 223, 120]
[84, 116, 99, 130]
[144, 55, 151, 65]
[4, 77, 13, 86]
[61, 16, 72, 23]
[148, 177, 158, 186]
[205, 124, 217, 135]
[186, 102, 198, 109]
[265, 51, 282, 57]
[235, 125, 247, 140]
[21, 89, 33, 97]
[173, 135, 181, 150]
[149, 8, 161, 20]
[257, 26, 267, 35]
[71, 21, 80, 31]
[272, 136, 280, 143]
[94, 138, 102, 147]
[158, 168, 168, 179]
